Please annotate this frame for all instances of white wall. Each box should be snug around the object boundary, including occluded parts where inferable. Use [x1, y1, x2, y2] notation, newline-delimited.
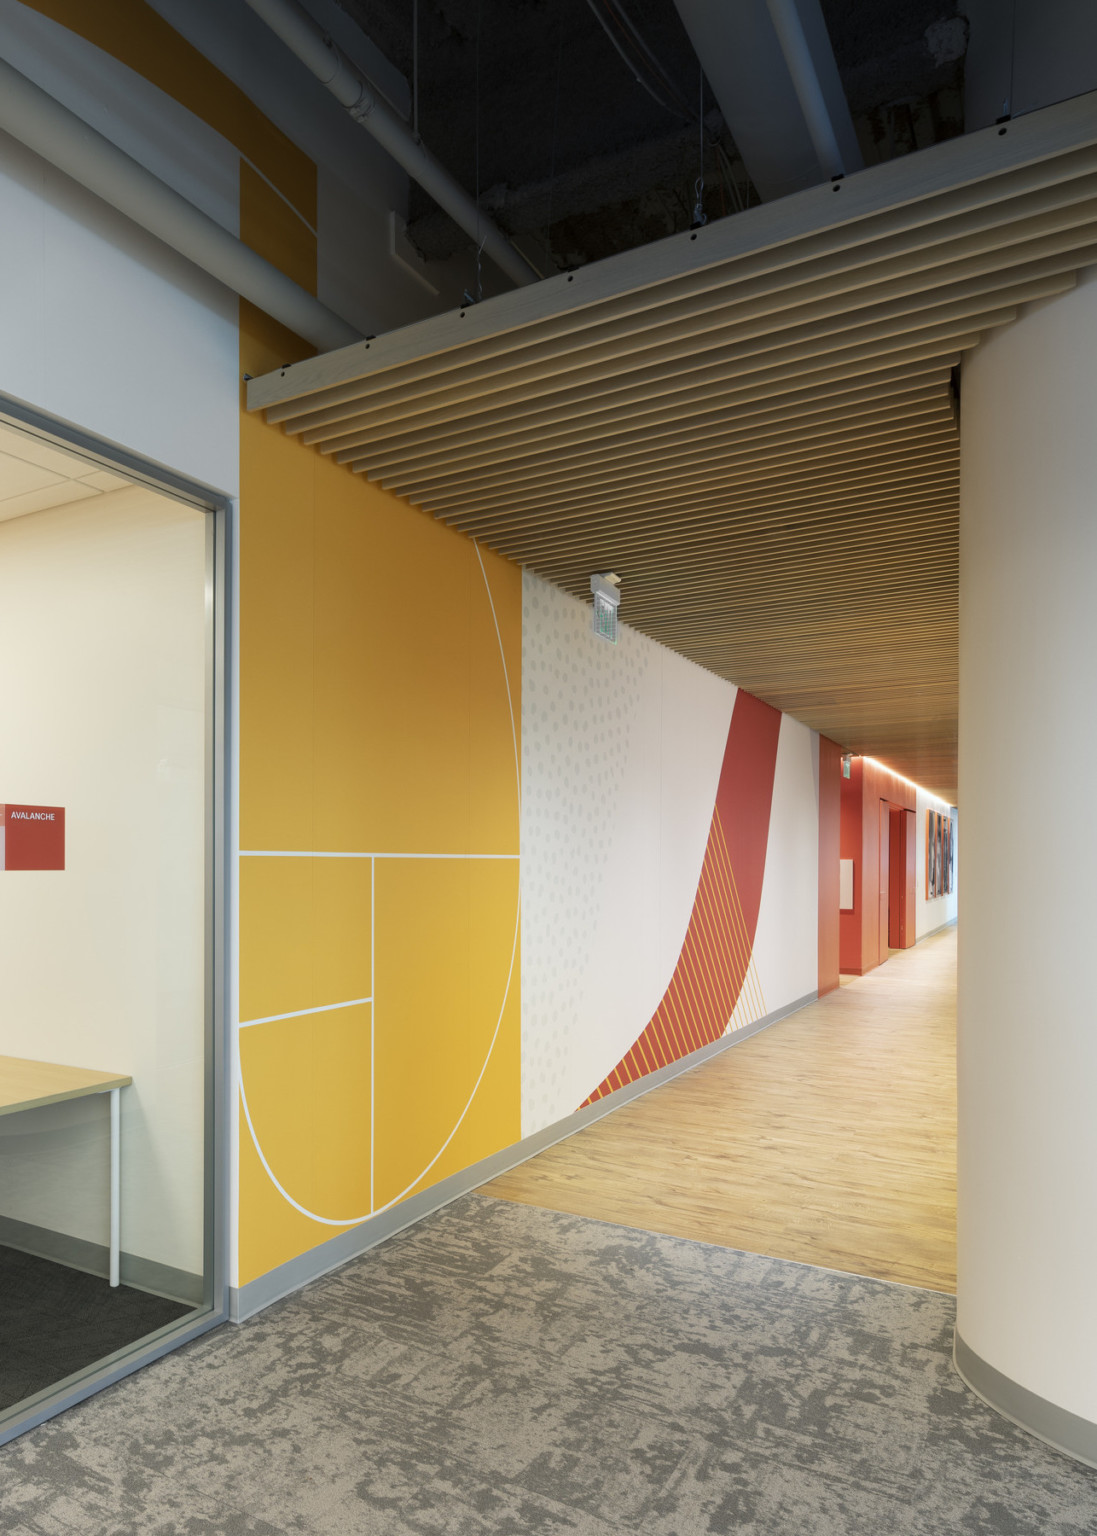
[520, 574, 820, 1136]
[0, 486, 208, 1279]
[915, 789, 958, 940]
[957, 266, 1097, 1433]
[0, 0, 240, 496]
[751, 715, 819, 1011]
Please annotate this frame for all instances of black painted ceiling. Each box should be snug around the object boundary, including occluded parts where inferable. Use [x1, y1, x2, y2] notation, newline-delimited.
[335, 0, 966, 276]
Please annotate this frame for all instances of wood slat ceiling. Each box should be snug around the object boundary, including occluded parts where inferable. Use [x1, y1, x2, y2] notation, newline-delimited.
[249, 91, 1097, 802]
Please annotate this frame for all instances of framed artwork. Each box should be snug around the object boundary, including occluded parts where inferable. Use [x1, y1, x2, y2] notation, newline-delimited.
[927, 812, 955, 898]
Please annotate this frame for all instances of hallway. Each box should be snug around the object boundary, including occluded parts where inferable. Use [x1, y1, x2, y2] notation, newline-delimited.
[486, 926, 957, 1292]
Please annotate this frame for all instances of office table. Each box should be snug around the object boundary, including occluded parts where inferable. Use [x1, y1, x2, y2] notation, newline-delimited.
[0, 1055, 132, 1286]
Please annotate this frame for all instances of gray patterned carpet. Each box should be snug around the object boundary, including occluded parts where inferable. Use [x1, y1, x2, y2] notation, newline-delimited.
[2, 1194, 1096, 1535]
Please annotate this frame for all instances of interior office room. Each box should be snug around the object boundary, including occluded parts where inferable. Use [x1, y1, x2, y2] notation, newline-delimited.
[0, 1, 1094, 1532]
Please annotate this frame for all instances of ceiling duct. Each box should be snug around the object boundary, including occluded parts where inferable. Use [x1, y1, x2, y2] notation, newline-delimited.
[0, 55, 359, 354]
[673, 0, 863, 199]
[243, 0, 541, 290]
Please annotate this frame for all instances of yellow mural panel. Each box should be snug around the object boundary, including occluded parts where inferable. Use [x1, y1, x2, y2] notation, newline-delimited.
[373, 857, 521, 1210]
[239, 420, 522, 1285]
[239, 1003, 371, 1236]
[310, 461, 521, 856]
[239, 857, 371, 1024]
[238, 1099, 344, 1285]
[239, 410, 317, 853]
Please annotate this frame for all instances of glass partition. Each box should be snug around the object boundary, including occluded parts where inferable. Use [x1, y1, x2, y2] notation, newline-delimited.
[0, 413, 224, 1440]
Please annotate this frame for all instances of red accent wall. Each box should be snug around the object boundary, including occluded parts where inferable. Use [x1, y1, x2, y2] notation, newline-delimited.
[839, 757, 863, 972]
[818, 736, 842, 996]
[714, 690, 783, 941]
[903, 807, 917, 947]
[579, 689, 782, 1106]
[840, 759, 917, 974]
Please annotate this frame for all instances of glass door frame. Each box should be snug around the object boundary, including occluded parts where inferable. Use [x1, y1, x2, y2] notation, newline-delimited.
[0, 392, 231, 1447]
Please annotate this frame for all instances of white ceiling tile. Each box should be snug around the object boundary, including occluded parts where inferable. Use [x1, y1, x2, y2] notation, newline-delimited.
[0, 423, 92, 480]
[0, 450, 67, 499]
[0, 480, 100, 525]
[77, 469, 133, 492]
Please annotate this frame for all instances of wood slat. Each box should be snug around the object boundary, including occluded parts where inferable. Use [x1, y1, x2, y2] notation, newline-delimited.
[363, 366, 954, 480]
[295, 219, 1097, 442]
[247, 96, 1097, 800]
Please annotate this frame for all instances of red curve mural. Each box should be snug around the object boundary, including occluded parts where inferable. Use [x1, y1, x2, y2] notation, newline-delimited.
[579, 690, 782, 1107]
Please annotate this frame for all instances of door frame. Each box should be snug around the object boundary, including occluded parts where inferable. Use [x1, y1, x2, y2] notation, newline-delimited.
[0, 391, 231, 1446]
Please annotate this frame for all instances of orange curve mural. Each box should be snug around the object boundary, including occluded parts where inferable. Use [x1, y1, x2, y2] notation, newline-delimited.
[580, 690, 782, 1107]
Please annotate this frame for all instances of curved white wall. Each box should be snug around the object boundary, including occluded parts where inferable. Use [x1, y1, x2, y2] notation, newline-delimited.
[957, 267, 1097, 1453]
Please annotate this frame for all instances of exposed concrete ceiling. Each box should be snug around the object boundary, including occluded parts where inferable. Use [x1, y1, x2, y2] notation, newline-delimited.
[336, 0, 968, 275]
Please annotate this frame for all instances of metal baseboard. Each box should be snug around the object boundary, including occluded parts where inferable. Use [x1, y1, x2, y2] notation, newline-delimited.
[954, 1330, 1097, 1470]
[229, 987, 818, 1322]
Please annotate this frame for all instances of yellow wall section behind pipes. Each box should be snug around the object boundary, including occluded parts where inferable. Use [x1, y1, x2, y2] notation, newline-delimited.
[19, 0, 317, 225]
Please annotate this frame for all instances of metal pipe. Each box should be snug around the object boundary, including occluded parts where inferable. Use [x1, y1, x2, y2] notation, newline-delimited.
[765, 0, 847, 180]
[0, 56, 360, 354]
[243, 0, 541, 289]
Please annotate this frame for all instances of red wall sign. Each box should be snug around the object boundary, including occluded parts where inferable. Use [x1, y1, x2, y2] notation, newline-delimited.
[1, 805, 65, 870]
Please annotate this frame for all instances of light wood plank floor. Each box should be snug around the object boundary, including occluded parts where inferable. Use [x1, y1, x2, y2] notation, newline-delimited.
[483, 926, 957, 1292]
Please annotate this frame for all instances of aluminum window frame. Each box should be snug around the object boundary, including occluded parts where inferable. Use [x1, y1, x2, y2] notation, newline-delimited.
[0, 391, 232, 1448]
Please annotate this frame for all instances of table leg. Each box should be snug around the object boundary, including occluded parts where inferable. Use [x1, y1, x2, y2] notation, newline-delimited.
[109, 1087, 120, 1287]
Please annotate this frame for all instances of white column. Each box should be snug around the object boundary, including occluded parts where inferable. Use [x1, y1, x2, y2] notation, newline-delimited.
[956, 265, 1097, 1465]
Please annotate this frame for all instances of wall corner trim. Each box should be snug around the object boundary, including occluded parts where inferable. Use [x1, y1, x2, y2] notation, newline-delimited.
[229, 987, 819, 1323]
[954, 1331, 1097, 1470]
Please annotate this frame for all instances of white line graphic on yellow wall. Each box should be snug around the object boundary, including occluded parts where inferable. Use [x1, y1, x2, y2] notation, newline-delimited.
[238, 397, 523, 1286]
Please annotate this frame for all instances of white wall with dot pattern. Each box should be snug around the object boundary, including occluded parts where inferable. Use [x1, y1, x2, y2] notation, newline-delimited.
[520, 572, 822, 1137]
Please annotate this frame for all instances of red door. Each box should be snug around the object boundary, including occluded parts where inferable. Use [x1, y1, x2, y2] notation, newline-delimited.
[878, 800, 890, 965]
[889, 807, 903, 948]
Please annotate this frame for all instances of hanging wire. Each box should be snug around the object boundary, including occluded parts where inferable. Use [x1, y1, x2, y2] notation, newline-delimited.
[692, 63, 707, 227]
[545, 24, 565, 270]
[475, 0, 483, 301]
[1005, 0, 1017, 118]
[585, 0, 747, 216]
[412, 0, 419, 140]
[585, 0, 692, 120]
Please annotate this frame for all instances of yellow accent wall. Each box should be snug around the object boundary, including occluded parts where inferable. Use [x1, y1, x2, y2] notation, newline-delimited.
[238, 408, 522, 1284]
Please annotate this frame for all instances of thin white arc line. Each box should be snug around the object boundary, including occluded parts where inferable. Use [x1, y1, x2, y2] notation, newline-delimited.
[239, 850, 520, 860]
[239, 996, 372, 1028]
[237, 888, 519, 1229]
[240, 153, 319, 238]
[241, 545, 523, 1229]
[473, 539, 521, 818]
